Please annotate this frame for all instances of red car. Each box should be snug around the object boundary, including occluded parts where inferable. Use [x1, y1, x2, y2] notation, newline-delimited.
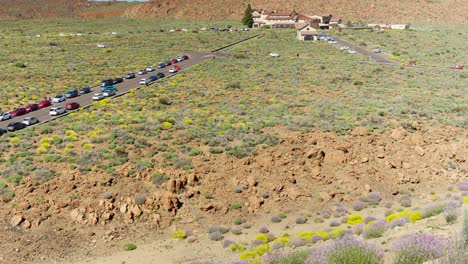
[25, 103, 39, 112]
[451, 65, 464, 70]
[10, 107, 27, 117]
[169, 65, 181, 73]
[38, 99, 51, 108]
[170, 58, 178, 64]
[182, 55, 189, 60]
[65, 102, 80, 110]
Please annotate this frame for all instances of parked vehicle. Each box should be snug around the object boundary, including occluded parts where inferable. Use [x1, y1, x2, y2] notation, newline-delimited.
[168, 66, 180, 73]
[103, 89, 116, 97]
[92, 93, 105, 101]
[348, 50, 356, 54]
[125, 72, 136, 79]
[182, 55, 189, 60]
[65, 102, 80, 110]
[0, 112, 11, 121]
[139, 79, 147, 85]
[156, 72, 165, 79]
[65, 88, 79, 98]
[0, 128, 7, 136]
[49, 107, 66, 116]
[113, 77, 124, 84]
[340, 46, 350, 50]
[327, 39, 337, 44]
[164, 60, 172, 67]
[170, 58, 178, 64]
[146, 65, 155, 72]
[137, 69, 147, 75]
[79, 86, 91, 94]
[25, 103, 39, 112]
[97, 43, 106, 48]
[38, 99, 51, 108]
[451, 65, 464, 70]
[100, 79, 114, 87]
[269, 52, 280, 57]
[22, 117, 39, 126]
[101, 85, 117, 93]
[52, 95, 66, 103]
[372, 48, 382, 53]
[7, 122, 25, 132]
[176, 56, 184, 62]
[157, 63, 166, 69]
[10, 108, 27, 117]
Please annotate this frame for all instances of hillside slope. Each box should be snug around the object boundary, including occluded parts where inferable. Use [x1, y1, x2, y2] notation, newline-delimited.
[124, 0, 468, 24]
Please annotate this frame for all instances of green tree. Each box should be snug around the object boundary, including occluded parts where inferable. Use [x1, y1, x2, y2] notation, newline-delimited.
[242, 4, 254, 28]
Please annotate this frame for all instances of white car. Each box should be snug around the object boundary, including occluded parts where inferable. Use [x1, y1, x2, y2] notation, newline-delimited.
[348, 50, 357, 54]
[52, 95, 66, 103]
[168, 67, 178, 73]
[328, 39, 337, 44]
[139, 79, 147, 85]
[103, 90, 116, 97]
[138, 69, 147, 75]
[340, 46, 350, 50]
[22, 117, 39, 126]
[372, 48, 382, 53]
[269, 52, 280, 57]
[176, 56, 183, 62]
[92, 93, 105, 101]
[0, 112, 11, 121]
[146, 66, 155, 72]
[97, 43, 106, 48]
[49, 107, 66, 116]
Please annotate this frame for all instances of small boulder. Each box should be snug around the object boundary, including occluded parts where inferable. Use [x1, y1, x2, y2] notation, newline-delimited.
[11, 215, 24, 227]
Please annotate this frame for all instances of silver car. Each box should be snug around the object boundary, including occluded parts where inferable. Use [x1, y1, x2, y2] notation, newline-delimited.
[22, 117, 39, 126]
[0, 112, 11, 121]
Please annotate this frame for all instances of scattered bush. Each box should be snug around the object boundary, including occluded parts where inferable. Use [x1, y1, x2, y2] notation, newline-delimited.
[223, 239, 235, 248]
[278, 213, 287, 219]
[314, 216, 324, 223]
[231, 226, 242, 235]
[421, 204, 445, 218]
[134, 194, 146, 205]
[290, 238, 307, 247]
[271, 216, 281, 223]
[219, 226, 230, 234]
[231, 202, 242, 210]
[123, 243, 137, 251]
[259, 226, 269, 234]
[330, 219, 341, 227]
[367, 192, 382, 205]
[209, 231, 224, 241]
[457, 182, 468, 191]
[172, 230, 186, 239]
[352, 201, 367, 211]
[391, 233, 445, 264]
[388, 217, 408, 229]
[362, 220, 386, 239]
[255, 234, 270, 243]
[347, 214, 364, 225]
[306, 235, 383, 264]
[296, 216, 307, 224]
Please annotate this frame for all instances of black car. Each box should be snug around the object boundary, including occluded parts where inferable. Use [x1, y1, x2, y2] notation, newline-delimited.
[157, 63, 165, 69]
[7, 122, 26, 132]
[148, 75, 158, 82]
[113, 77, 124, 84]
[156, 72, 165, 79]
[100, 79, 114, 87]
[79, 86, 91, 94]
[125, 73, 136, 79]
[0, 128, 7, 136]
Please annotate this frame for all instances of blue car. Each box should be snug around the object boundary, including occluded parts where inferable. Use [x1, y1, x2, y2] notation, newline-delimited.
[157, 63, 166, 69]
[101, 85, 117, 92]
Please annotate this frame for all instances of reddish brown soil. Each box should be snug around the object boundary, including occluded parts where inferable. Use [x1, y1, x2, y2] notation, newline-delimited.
[0, 124, 466, 263]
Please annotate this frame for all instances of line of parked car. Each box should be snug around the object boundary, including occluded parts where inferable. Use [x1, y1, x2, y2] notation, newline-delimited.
[0, 54, 190, 135]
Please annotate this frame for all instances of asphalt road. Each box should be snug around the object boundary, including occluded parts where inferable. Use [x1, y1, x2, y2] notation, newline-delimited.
[329, 36, 394, 65]
[0, 34, 262, 131]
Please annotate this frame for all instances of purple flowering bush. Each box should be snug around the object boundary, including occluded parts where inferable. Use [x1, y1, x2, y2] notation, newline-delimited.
[264, 250, 311, 264]
[305, 235, 383, 264]
[352, 201, 367, 211]
[388, 217, 408, 229]
[458, 182, 468, 191]
[391, 233, 445, 264]
[367, 192, 382, 205]
[362, 220, 386, 239]
[437, 236, 468, 264]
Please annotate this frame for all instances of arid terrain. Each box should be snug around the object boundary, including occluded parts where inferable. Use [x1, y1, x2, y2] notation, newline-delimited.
[0, 1, 466, 264]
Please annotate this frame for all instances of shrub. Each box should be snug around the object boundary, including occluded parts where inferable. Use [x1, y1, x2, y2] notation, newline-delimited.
[134, 194, 146, 205]
[296, 216, 307, 224]
[241, 222, 251, 229]
[259, 226, 269, 234]
[311, 235, 324, 243]
[458, 182, 468, 191]
[251, 240, 265, 248]
[231, 226, 242, 235]
[400, 199, 412, 208]
[329, 228, 347, 239]
[230, 243, 246, 253]
[297, 232, 314, 241]
[367, 192, 382, 205]
[254, 244, 272, 256]
[231, 203, 242, 210]
[272, 236, 289, 246]
[364, 216, 377, 224]
[421, 204, 445, 218]
[347, 214, 364, 225]
[9, 137, 20, 144]
[264, 250, 311, 264]
[391, 233, 445, 264]
[463, 200, 468, 245]
[352, 224, 364, 235]
[352, 201, 367, 211]
[314, 216, 324, 223]
[305, 235, 383, 264]
[388, 217, 408, 229]
[290, 238, 307, 247]
[271, 216, 281, 223]
[386, 210, 421, 223]
[123, 243, 137, 251]
[321, 210, 331, 219]
[172, 230, 186, 239]
[15, 62, 26, 68]
[362, 220, 386, 239]
[330, 219, 341, 227]
[240, 250, 257, 260]
[209, 231, 224, 241]
[161, 122, 172, 130]
[223, 239, 235, 248]
[255, 234, 270, 243]
[278, 213, 287, 219]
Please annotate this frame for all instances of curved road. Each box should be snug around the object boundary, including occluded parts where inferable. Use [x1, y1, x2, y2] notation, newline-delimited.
[0, 35, 262, 131]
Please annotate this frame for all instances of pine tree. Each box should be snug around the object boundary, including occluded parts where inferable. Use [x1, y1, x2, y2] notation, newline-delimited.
[242, 4, 254, 28]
